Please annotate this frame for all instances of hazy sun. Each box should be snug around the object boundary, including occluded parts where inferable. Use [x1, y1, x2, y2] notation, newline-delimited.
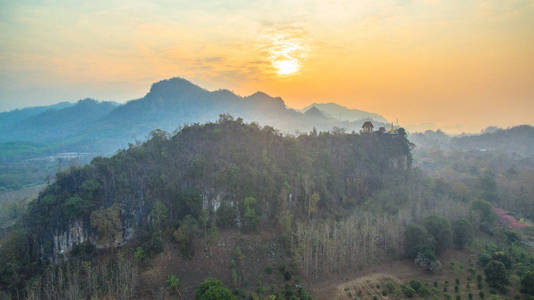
[273, 58, 300, 75]
[267, 33, 308, 76]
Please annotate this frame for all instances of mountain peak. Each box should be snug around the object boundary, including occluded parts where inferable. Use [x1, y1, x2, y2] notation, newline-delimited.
[249, 91, 270, 98]
[211, 89, 238, 98]
[303, 102, 387, 123]
[76, 98, 98, 105]
[245, 91, 286, 109]
[147, 77, 204, 97]
[304, 106, 327, 118]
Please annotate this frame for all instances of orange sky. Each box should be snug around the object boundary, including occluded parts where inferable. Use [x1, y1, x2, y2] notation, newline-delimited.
[1, 0, 533, 133]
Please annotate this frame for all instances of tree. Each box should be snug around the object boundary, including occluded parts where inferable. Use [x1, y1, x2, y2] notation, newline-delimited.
[133, 246, 146, 264]
[173, 215, 199, 258]
[216, 202, 236, 228]
[521, 271, 534, 296]
[404, 224, 433, 258]
[480, 170, 498, 202]
[452, 219, 473, 249]
[195, 278, 236, 300]
[166, 275, 182, 298]
[491, 251, 512, 269]
[151, 200, 168, 230]
[423, 216, 452, 254]
[308, 193, 319, 218]
[484, 260, 508, 291]
[0, 229, 35, 290]
[242, 196, 258, 232]
[63, 195, 91, 220]
[471, 199, 496, 229]
[90, 204, 121, 247]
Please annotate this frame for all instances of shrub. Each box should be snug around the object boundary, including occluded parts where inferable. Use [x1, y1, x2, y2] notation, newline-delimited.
[418, 286, 431, 296]
[484, 260, 508, 291]
[195, 278, 236, 300]
[385, 283, 395, 293]
[414, 248, 442, 272]
[401, 285, 416, 298]
[409, 280, 422, 292]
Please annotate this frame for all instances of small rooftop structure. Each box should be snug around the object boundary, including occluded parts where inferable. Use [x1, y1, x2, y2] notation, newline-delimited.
[361, 121, 374, 134]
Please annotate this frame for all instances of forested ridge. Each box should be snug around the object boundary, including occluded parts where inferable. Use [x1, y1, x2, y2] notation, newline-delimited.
[1, 115, 411, 297]
[30, 114, 410, 253]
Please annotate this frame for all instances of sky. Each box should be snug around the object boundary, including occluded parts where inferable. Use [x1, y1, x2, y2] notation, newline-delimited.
[1, 0, 533, 133]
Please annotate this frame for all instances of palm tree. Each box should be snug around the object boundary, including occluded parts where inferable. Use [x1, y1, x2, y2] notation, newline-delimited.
[166, 275, 182, 299]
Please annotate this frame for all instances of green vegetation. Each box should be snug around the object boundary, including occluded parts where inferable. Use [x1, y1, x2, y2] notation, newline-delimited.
[195, 278, 236, 300]
[1, 116, 533, 299]
[453, 219, 474, 249]
[521, 272, 534, 296]
[423, 215, 452, 255]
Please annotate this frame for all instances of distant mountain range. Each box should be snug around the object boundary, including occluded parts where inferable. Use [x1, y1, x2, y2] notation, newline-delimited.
[0, 77, 387, 161]
[0, 101, 74, 131]
[302, 102, 387, 123]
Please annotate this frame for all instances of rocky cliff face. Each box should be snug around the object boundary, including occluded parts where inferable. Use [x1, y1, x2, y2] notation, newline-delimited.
[47, 189, 234, 261]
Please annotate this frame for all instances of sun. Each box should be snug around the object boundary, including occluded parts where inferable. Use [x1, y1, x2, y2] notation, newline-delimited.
[273, 58, 300, 75]
[267, 33, 308, 76]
